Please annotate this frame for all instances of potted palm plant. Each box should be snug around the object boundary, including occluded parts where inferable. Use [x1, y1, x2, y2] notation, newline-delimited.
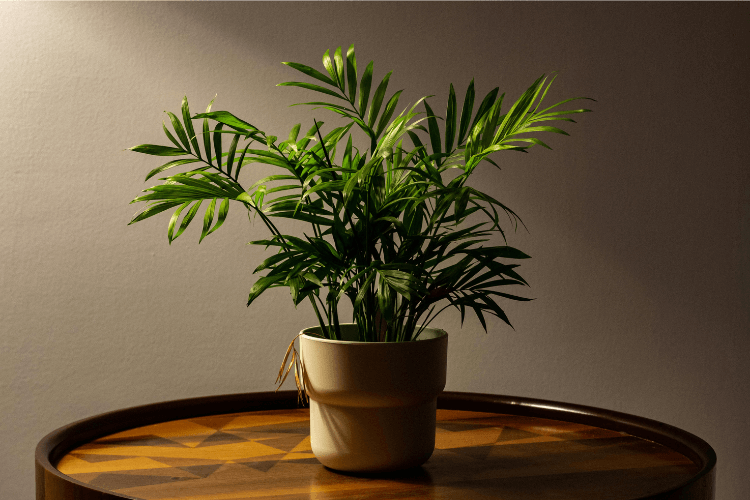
[128, 44, 592, 472]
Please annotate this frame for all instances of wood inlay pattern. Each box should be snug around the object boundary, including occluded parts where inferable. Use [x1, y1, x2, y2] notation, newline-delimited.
[55, 408, 698, 500]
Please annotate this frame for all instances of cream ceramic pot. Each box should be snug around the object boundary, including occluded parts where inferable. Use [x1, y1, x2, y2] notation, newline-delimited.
[299, 324, 448, 472]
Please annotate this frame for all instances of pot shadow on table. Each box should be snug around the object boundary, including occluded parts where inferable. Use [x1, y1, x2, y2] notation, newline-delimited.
[307, 436, 699, 500]
[321, 464, 435, 482]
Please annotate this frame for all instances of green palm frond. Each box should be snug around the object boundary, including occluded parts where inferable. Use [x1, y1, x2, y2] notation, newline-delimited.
[128, 45, 593, 341]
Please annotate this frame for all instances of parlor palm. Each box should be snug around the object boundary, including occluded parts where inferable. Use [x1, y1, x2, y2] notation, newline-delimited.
[128, 44, 593, 343]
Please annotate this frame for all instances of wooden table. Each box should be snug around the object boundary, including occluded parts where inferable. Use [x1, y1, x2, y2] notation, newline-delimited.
[36, 391, 715, 499]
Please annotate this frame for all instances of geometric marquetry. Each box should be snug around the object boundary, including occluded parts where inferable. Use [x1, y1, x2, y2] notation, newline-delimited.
[55, 407, 700, 500]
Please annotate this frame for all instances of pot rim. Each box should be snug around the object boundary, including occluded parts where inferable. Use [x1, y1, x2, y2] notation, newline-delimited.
[300, 323, 447, 345]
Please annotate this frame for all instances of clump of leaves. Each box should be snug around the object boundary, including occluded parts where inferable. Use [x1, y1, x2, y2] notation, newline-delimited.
[129, 44, 593, 343]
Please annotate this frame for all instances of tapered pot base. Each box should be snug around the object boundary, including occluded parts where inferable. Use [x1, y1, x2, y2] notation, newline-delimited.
[310, 399, 437, 472]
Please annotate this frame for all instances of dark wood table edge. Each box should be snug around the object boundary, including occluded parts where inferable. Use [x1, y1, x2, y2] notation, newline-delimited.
[439, 392, 716, 500]
[36, 390, 716, 500]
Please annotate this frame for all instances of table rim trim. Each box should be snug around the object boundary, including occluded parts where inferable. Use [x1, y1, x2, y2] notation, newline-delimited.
[35, 390, 716, 500]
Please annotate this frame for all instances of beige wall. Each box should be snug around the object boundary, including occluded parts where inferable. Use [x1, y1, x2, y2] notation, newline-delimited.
[1, 2, 748, 499]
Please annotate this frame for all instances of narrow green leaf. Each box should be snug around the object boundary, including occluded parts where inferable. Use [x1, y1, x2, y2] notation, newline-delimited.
[454, 187, 471, 222]
[199, 198, 217, 243]
[336, 265, 371, 300]
[403, 203, 425, 236]
[203, 97, 215, 167]
[226, 133, 240, 177]
[235, 145, 249, 178]
[129, 201, 183, 225]
[162, 121, 183, 150]
[250, 175, 298, 190]
[481, 96, 504, 150]
[465, 112, 485, 162]
[166, 111, 191, 152]
[322, 49, 337, 86]
[303, 272, 322, 287]
[378, 270, 416, 301]
[342, 134, 353, 171]
[282, 61, 336, 86]
[531, 108, 592, 121]
[206, 197, 230, 237]
[254, 251, 301, 273]
[358, 61, 374, 118]
[302, 179, 348, 200]
[322, 107, 370, 135]
[182, 96, 201, 160]
[265, 184, 300, 195]
[248, 275, 284, 306]
[213, 123, 224, 170]
[277, 82, 345, 100]
[537, 96, 596, 117]
[406, 130, 428, 163]
[298, 122, 323, 150]
[193, 111, 257, 132]
[377, 277, 394, 322]
[145, 158, 201, 181]
[494, 76, 546, 142]
[253, 185, 266, 208]
[424, 100, 442, 161]
[291, 101, 351, 112]
[514, 125, 570, 136]
[346, 44, 357, 103]
[503, 137, 552, 150]
[268, 211, 333, 226]
[457, 79, 475, 145]
[375, 90, 403, 138]
[445, 84, 457, 153]
[333, 46, 345, 92]
[167, 202, 190, 243]
[354, 271, 376, 310]
[470, 87, 499, 134]
[288, 123, 301, 143]
[343, 173, 359, 206]
[129, 144, 186, 156]
[367, 70, 392, 129]
[173, 200, 202, 241]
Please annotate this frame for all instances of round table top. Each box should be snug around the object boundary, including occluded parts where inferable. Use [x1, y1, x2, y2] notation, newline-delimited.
[37, 392, 716, 500]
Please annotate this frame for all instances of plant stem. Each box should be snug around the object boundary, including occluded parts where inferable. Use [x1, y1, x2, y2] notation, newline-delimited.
[308, 295, 328, 339]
